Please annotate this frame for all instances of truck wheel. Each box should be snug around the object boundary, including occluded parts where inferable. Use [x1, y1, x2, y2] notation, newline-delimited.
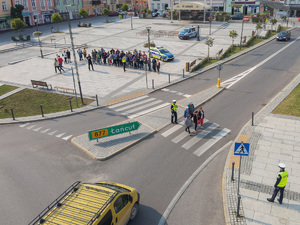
[130, 203, 139, 220]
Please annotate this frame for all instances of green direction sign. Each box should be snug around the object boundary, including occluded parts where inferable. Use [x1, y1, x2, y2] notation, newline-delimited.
[88, 121, 141, 141]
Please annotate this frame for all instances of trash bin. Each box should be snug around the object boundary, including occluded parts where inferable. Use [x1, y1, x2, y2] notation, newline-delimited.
[119, 15, 122, 19]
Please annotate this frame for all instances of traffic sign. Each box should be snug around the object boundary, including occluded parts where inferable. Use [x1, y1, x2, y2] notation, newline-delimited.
[234, 142, 250, 156]
[217, 64, 223, 70]
[88, 121, 140, 141]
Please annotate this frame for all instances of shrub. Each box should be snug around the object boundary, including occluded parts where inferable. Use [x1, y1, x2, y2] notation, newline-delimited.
[191, 57, 209, 72]
[143, 41, 156, 48]
[88, 23, 91, 27]
[11, 36, 17, 41]
[18, 34, 24, 41]
[26, 35, 30, 40]
[220, 45, 233, 60]
[83, 23, 87, 27]
[77, 23, 80, 27]
[277, 24, 282, 33]
[224, 15, 230, 21]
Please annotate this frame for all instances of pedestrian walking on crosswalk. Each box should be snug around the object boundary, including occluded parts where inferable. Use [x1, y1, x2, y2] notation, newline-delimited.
[171, 100, 178, 124]
[184, 106, 189, 118]
[198, 107, 205, 128]
[187, 101, 195, 115]
[193, 110, 198, 132]
[185, 114, 193, 135]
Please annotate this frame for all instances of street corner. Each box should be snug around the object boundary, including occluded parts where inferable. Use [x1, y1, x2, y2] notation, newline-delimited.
[71, 121, 155, 160]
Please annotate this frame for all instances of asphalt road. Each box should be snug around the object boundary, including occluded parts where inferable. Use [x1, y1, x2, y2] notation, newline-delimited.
[0, 28, 299, 225]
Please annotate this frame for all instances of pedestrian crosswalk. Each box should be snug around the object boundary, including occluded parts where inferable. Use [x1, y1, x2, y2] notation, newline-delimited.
[220, 23, 229, 29]
[161, 119, 230, 157]
[108, 95, 170, 119]
[161, 88, 192, 98]
[18, 123, 73, 141]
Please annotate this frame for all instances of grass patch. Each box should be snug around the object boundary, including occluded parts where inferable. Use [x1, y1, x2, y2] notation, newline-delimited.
[272, 84, 300, 117]
[0, 89, 94, 119]
[0, 85, 18, 96]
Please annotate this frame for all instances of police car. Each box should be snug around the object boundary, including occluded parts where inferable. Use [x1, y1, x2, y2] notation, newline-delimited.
[149, 46, 174, 61]
[178, 26, 198, 40]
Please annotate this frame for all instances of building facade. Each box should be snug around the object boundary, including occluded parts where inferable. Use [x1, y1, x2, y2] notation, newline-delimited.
[225, 0, 260, 15]
[82, 0, 105, 16]
[0, 0, 12, 29]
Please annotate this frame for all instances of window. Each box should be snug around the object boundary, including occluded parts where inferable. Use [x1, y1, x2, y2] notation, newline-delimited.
[23, 0, 28, 8]
[15, 0, 21, 5]
[31, 0, 36, 7]
[40, 0, 45, 6]
[2, 1, 8, 10]
[47, 0, 52, 6]
[113, 195, 129, 214]
[97, 210, 112, 225]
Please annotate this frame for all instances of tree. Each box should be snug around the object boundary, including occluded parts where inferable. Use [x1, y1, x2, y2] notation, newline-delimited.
[10, 4, 24, 20]
[78, 8, 88, 18]
[255, 22, 263, 37]
[270, 18, 277, 31]
[103, 8, 110, 22]
[229, 30, 238, 52]
[51, 13, 63, 32]
[204, 37, 214, 61]
[11, 18, 25, 32]
[121, 3, 129, 12]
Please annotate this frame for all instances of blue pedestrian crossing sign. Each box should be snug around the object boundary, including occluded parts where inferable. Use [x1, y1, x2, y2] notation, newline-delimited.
[234, 142, 250, 156]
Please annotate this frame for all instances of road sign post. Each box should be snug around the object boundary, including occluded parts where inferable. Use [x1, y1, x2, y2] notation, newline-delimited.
[234, 141, 250, 217]
[217, 64, 223, 88]
[88, 122, 141, 141]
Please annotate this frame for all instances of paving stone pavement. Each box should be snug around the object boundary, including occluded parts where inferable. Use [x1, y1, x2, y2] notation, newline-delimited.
[224, 72, 300, 225]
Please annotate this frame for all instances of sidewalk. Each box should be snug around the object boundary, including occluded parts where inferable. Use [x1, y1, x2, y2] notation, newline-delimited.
[223, 72, 300, 225]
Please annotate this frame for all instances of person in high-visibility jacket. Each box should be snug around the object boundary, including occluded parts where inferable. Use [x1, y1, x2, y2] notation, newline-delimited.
[267, 163, 288, 204]
[171, 100, 178, 124]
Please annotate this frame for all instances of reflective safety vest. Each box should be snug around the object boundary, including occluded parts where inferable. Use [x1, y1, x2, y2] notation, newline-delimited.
[122, 57, 126, 63]
[277, 170, 288, 187]
[171, 103, 178, 112]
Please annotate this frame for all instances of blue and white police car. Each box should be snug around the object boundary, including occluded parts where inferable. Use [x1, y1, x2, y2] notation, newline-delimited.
[149, 46, 174, 62]
[178, 26, 198, 40]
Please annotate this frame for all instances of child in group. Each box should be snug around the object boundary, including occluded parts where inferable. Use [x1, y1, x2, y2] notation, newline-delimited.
[185, 114, 193, 135]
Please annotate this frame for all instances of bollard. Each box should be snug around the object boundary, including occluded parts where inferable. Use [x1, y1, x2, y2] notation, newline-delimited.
[152, 79, 154, 89]
[10, 108, 15, 120]
[237, 195, 241, 217]
[217, 78, 221, 88]
[96, 94, 99, 106]
[40, 104, 44, 117]
[168, 73, 170, 83]
[252, 112, 254, 126]
[231, 162, 235, 181]
[69, 100, 73, 112]
[183, 69, 184, 78]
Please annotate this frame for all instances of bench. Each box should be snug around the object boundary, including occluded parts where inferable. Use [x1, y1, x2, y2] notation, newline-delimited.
[54, 86, 75, 93]
[31, 80, 52, 90]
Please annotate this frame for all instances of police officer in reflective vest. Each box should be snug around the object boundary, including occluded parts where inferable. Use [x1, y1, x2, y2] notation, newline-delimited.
[171, 100, 178, 124]
[267, 163, 288, 204]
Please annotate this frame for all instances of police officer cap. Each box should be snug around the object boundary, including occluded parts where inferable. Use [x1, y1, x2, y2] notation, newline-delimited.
[173, 100, 176, 102]
[279, 163, 286, 169]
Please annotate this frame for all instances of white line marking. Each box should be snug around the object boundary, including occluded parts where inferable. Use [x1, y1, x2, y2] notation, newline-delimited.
[158, 141, 233, 225]
[161, 121, 185, 137]
[108, 95, 148, 109]
[115, 98, 156, 112]
[19, 123, 30, 127]
[62, 135, 73, 140]
[122, 100, 163, 115]
[182, 123, 219, 150]
[26, 125, 35, 130]
[183, 94, 191, 98]
[176, 92, 184, 95]
[169, 90, 177, 94]
[128, 103, 170, 119]
[48, 130, 57, 136]
[193, 128, 231, 157]
[172, 131, 189, 144]
[33, 127, 43, 132]
[56, 133, 65, 138]
[41, 128, 50, 134]
[162, 88, 169, 92]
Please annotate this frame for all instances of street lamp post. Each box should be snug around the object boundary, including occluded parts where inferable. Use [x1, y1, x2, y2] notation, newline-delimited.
[239, 20, 245, 50]
[67, 4, 84, 105]
[146, 26, 151, 89]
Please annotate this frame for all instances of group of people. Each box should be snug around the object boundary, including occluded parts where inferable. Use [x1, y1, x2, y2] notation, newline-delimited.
[53, 50, 72, 74]
[76, 47, 161, 73]
[170, 100, 204, 135]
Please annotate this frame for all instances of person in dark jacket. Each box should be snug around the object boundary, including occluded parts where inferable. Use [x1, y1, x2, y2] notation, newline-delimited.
[193, 110, 198, 132]
[87, 54, 94, 71]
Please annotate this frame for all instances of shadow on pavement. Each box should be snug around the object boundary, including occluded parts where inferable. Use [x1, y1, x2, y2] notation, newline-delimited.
[129, 204, 168, 225]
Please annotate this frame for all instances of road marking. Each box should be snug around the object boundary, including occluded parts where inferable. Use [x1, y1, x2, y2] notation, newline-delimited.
[193, 128, 231, 157]
[33, 127, 42, 132]
[108, 96, 148, 109]
[62, 135, 73, 140]
[128, 103, 170, 119]
[176, 92, 184, 95]
[172, 131, 189, 144]
[162, 88, 170, 92]
[122, 100, 163, 115]
[56, 133, 66, 138]
[115, 97, 156, 112]
[41, 128, 50, 134]
[161, 121, 185, 137]
[48, 130, 57, 136]
[26, 125, 35, 130]
[19, 123, 29, 127]
[183, 94, 191, 98]
[182, 123, 219, 150]
[158, 141, 233, 225]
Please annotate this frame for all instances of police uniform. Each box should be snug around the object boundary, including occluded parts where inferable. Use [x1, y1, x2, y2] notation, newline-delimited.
[267, 163, 288, 204]
[171, 100, 178, 124]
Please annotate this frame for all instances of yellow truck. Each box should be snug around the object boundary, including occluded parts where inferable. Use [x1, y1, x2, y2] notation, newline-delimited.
[28, 181, 140, 225]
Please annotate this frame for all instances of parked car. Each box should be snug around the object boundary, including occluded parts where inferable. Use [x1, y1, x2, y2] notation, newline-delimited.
[178, 26, 198, 40]
[159, 10, 167, 17]
[118, 10, 127, 15]
[276, 30, 291, 41]
[149, 46, 174, 61]
[28, 181, 140, 225]
[298, 17, 300, 22]
[230, 13, 243, 20]
[152, 9, 159, 17]
[243, 16, 250, 21]
[109, 11, 119, 16]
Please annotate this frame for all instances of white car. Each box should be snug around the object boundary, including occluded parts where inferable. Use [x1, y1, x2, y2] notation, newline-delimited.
[118, 10, 127, 15]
